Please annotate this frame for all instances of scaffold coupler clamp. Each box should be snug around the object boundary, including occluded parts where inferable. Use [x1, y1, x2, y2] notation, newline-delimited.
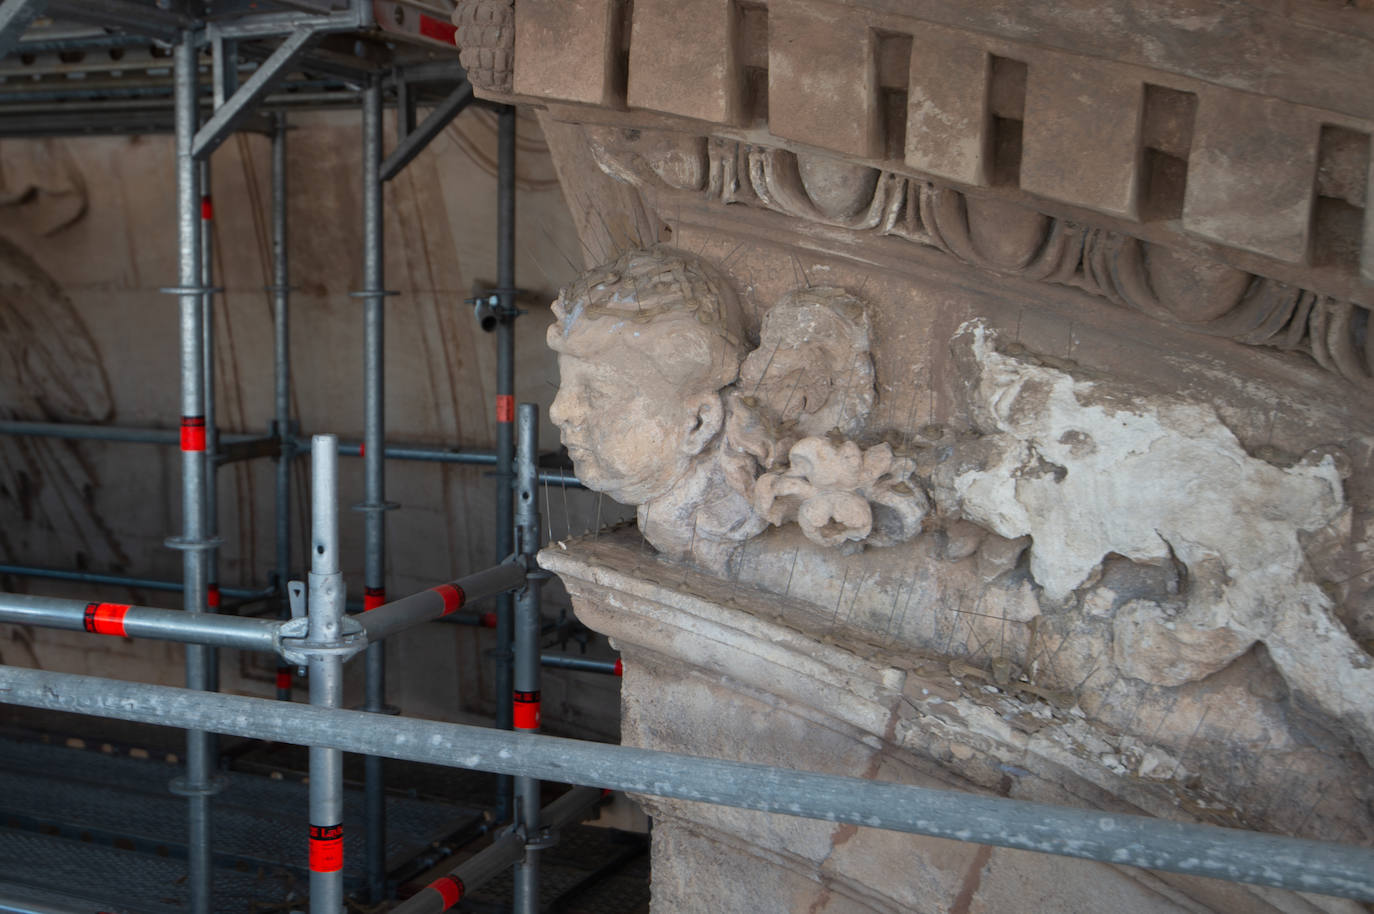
[268, 417, 300, 439]
[275, 576, 368, 666]
[466, 287, 526, 332]
[170, 773, 227, 798]
[510, 552, 551, 593]
[507, 814, 560, 854]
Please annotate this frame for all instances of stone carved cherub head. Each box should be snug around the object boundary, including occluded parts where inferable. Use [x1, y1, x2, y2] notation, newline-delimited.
[547, 246, 746, 506]
[549, 246, 927, 570]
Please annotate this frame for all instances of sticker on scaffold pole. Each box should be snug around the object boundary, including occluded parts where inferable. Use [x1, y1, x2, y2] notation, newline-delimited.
[180, 415, 206, 452]
[82, 603, 130, 637]
[432, 583, 465, 615]
[513, 689, 541, 729]
[308, 823, 343, 872]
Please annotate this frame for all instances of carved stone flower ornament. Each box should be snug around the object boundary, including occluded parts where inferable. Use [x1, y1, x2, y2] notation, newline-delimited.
[753, 437, 929, 548]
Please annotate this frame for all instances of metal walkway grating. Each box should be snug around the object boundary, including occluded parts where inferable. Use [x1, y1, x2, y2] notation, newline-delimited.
[0, 827, 281, 914]
[434, 815, 651, 914]
[0, 731, 651, 913]
[0, 735, 485, 912]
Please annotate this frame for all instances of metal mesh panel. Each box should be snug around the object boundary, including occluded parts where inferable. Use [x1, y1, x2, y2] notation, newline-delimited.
[0, 828, 284, 914]
[467, 824, 651, 913]
[0, 736, 485, 910]
[0, 736, 651, 913]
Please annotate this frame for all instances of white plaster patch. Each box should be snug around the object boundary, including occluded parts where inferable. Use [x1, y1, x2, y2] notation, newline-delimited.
[951, 322, 1344, 608]
[944, 321, 1374, 761]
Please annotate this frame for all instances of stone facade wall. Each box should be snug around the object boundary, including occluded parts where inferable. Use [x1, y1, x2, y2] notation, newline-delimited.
[464, 0, 1374, 909]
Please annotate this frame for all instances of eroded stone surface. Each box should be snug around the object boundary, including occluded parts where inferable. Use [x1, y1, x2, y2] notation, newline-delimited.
[626, 0, 740, 124]
[904, 26, 992, 186]
[1020, 53, 1144, 218]
[737, 286, 874, 440]
[936, 321, 1374, 762]
[500, 3, 1374, 908]
[544, 242, 1374, 832]
[510, 0, 621, 105]
[542, 533, 1374, 912]
[767, 3, 879, 159]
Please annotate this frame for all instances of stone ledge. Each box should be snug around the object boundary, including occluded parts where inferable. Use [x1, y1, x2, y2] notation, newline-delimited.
[539, 532, 1370, 846]
[542, 533, 1360, 913]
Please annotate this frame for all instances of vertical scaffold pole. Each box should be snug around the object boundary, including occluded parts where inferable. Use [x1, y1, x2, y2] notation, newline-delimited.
[360, 74, 390, 904]
[493, 103, 517, 821]
[307, 435, 345, 914]
[271, 112, 295, 700]
[172, 33, 215, 914]
[199, 156, 220, 692]
[512, 402, 543, 914]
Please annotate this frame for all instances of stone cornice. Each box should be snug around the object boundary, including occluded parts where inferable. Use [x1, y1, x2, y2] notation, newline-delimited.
[456, 0, 1374, 387]
[585, 125, 1374, 388]
[460, 0, 1374, 281]
[838, 0, 1374, 121]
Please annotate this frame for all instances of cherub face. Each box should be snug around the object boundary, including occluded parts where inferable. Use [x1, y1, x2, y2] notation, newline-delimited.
[549, 351, 720, 505]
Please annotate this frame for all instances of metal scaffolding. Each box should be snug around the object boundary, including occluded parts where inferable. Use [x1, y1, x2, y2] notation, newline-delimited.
[5, 433, 1374, 903]
[270, 108, 295, 701]
[0, 1, 570, 908]
[169, 34, 216, 914]
[493, 102, 520, 826]
[0, 1, 1370, 912]
[358, 69, 392, 904]
[1, 658, 1373, 904]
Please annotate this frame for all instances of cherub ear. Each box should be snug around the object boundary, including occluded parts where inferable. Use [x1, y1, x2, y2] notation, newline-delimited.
[680, 392, 724, 457]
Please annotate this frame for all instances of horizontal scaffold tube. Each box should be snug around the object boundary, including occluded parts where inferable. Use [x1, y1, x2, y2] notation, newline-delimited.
[0, 421, 582, 486]
[0, 593, 280, 652]
[0, 665, 1370, 902]
[539, 654, 622, 676]
[357, 560, 528, 642]
[400, 830, 525, 914]
[0, 563, 272, 600]
[396, 787, 605, 914]
[323, 439, 582, 487]
[0, 562, 529, 654]
[0, 420, 260, 446]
